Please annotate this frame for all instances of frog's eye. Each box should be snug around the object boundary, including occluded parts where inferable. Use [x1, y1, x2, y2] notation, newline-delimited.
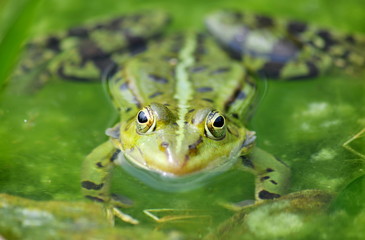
[136, 106, 156, 134]
[205, 111, 226, 140]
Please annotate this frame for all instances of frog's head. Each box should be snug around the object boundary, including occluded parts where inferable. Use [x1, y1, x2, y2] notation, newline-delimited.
[113, 103, 255, 176]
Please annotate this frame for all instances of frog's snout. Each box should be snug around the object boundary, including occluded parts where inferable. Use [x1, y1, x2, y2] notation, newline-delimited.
[133, 134, 205, 176]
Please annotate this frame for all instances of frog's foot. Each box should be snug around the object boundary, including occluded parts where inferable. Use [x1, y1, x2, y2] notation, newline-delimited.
[111, 207, 139, 225]
[107, 193, 139, 225]
[343, 128, 365, 159]
[143, 208, 211, 223]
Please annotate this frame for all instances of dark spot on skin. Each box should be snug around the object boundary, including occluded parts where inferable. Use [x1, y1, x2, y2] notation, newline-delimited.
[255, 15, 274, 28]
[195, 35, 207, 56]
[236, 91, 246, 99]
[260, 176, 270, 181]
[197, 87, 213, 92]
[96, 162, 103, 168]
[125, 107, 132, 112]
[190, 66, 207, 73]
[79, 39, 107, 59]
[45, 36, 61, 52]
[197, 33, 207, 42]
[287, 21, 307, 34]
[68, 27, 89, 38]
[196, 46, 207, 55]
[202, 98, 214, 103]
[93, 57, 116, 73]
[184, 121, 188, 125]
[258, 190, 281, 199]
[121, 28, 149, 46]
[149, 91, 163, 99]
[188, 109, 195, 113]
[345, 35, 355, 44]
[232, 113, 239, 119]
[189, 136, 203, 150]
[81, 181, 104, 190]
[259, 62, 284, 78]
[266, 168, 274, 173]
[232, 11, 244, 21]
[85, 195, 104, 202]
[241, 156, 254, 169]
[120, 82, 129, 90]
[188, 136, 203, 155]
[173, 123, 178, 126]
[210, 67, 231, 75]
[316, 30, 337, 50]
[110, 150, 121, 162]
[164, 103, 170, 106]
[304, 61, 319, 79]
[148, 74, 168, 84]
[270, 180, 278, 185]
[194, 34, 207, 55]
[129, 42, 148, 55]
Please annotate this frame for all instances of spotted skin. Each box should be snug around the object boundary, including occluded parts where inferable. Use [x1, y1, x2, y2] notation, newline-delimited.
[239, 148, 290, 201]
[205, 10, 365, 79]
[13, 11, 170, 92]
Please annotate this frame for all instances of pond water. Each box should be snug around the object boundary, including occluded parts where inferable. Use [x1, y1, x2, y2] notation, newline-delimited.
[0, 0, 364, 239]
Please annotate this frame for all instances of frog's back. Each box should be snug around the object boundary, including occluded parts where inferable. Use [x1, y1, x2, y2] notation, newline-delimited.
[108, 33, 256, 122]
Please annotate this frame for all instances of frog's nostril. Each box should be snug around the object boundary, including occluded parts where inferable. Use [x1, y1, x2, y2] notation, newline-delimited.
[160, 142, 169, 151]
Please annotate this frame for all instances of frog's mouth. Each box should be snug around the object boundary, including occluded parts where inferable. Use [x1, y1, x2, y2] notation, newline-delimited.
[115, 145, 242, 192]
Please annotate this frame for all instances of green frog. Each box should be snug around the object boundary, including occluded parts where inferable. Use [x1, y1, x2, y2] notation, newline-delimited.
[14, 10, 364, 224]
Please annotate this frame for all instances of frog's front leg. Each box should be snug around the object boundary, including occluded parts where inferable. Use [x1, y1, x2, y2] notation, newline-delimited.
[81, 140, 138, 225]
[240, 148, 291, 202]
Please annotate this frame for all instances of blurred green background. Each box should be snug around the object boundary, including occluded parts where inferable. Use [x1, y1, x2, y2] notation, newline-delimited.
[0, 0, 364, 239]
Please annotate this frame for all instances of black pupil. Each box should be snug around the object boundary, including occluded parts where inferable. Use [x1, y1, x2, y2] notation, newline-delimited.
[213, 116, 224, 128]
[138, 111, 148, 123]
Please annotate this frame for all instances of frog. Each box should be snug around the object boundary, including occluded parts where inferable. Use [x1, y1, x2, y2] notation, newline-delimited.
[13, 9, 364, 224]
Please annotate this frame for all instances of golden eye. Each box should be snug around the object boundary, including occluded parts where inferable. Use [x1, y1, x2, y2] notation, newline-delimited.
[136, 106, 156, 134]
[205, 111, 226, 140]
